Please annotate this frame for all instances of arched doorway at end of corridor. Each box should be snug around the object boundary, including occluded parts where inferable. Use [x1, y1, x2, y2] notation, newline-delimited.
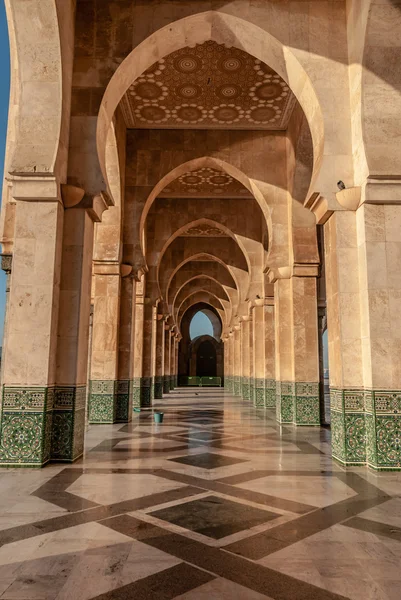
[178, 306, 224, 387]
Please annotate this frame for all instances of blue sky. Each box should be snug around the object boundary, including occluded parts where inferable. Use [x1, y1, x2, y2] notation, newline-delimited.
[0, 2, 9, 344]
[190, 311, 213, 339]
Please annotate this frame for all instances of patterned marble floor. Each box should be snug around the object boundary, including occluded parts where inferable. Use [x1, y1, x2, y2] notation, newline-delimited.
[0, 388, 400, 599]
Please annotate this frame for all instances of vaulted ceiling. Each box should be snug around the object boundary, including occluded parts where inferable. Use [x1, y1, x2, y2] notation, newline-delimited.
[120, 41, 296, 130]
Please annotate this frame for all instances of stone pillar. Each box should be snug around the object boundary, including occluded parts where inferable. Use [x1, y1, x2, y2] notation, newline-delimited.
[275, 276, 320, 425]
[132, 279, 145, 407]
[140, 301, 155, 406]
[326, 205, 401, 469]
[163, 325, 171, 394]
[233, 326, 241, 396]
[240, 318, 251, 400]
[154, 315, 165, 399]
[174, 336, 179, 387]
[169, 331, 175, 390]
[53, 205, 96, 461]
[252, 303, 265, 407]
[264, 300, 276, 408]
[224, 335, 231, 392]
[117, 273, 136, 422]
[249, 315, 255, 403]
[88, 263, 121, 424]
[0, 193, 63, 467]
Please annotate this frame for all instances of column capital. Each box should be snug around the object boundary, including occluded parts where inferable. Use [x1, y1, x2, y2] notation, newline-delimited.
[61, 184, 110, 222]
[0, 254, 12, 274]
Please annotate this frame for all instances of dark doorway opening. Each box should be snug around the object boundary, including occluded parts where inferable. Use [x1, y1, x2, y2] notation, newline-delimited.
[196, 340, 217, 377]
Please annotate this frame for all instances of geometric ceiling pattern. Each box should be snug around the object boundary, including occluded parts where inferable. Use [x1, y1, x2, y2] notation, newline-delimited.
[181, 224, 229, 237]
[159, 167, 252, 198]
[120, 41, 297, 130]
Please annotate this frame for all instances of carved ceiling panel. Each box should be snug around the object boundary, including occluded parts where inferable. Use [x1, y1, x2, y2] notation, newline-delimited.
[120, 41, 296, 130]
[159, 167, 252, 198]
[181, 224, 229, 237]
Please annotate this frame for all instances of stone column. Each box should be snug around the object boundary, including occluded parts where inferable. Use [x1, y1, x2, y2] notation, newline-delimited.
[233, 326, 241, 396]
[140, 301, 155, 406]
[252, 303, 265, 407]
[88, 263, 121, 424]
[0, 188, 63, 467]
[326, 204, 401, 469]
[174, 336, 180, 387]
[163, 325, 171, 394]
[249, 315, 255, 403]
[169, 331, 175, 390]
[132, 279, 145, 407]
[53, 204, 97, 461]
[117, 273, 136, 422]
[240, 318, 251, 400]
[264, 300, 276, 408]
[223, 335, 230, 392]
[229, 332, 235, 393]
[154, 315, 165, 399]
[275, 276, 320, 425]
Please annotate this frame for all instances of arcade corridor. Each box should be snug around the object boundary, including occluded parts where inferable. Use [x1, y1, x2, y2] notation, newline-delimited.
[0, 388, 399, 600]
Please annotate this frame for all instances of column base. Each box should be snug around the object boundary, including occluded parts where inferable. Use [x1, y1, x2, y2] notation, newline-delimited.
[254, 378, 265, 407]
[132, 377, 154, 408]
[0, 385, 86, 467]
[331, 388, 401, 470]
[276, 382, 294, 423]
[163, 376, 170, 394]
[169, 375, 175, 391]
[116, 380, 132, 422]
[0, 386, 53, 467]
[249, 380, 255, 404]
[233, 376, 241, 397]
[51, 386, 86, 461]
[294, 383, 320, 425]
[88, 380, 117, 423]
[154, 376, 163, 399]
[241, 376, 250, 401]
[276, 382, 320, 426]
[264, 379, 276, 408]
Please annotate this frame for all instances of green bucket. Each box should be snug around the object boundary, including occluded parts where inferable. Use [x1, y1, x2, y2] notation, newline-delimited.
[154, 412, 164, 424]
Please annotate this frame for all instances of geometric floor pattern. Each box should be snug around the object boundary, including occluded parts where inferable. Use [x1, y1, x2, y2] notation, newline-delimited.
[0, 388, 400, 599]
